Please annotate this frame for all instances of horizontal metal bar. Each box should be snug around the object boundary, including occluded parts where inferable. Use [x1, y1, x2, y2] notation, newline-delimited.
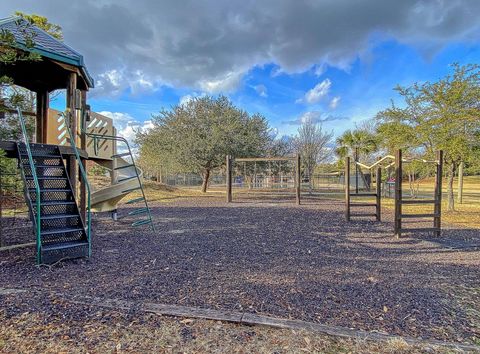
[349, 203, 377, 207]
[128, 208, 148, 216]
[121, 186, 141, 193]
[399, 227, 440, 233]
[111, 152, 131, 159]
[401, 213, 439, 218]
[114, 164, 134, 170]
[350, 213, 377, 217]
[349, 193, 377, 197]
[401, 199, 437, 204]
[234, 157, 297, 162]
[132, 219, 152, 227]
[118, 176, 137, 183]
[126, 197, 145, 204]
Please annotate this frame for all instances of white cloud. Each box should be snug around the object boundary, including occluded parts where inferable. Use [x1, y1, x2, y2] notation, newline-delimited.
[254, 84, 268, 98]
[3, 1, 480, 96]
[98, 111, 153, 146]
[179, 92, 206, 106]
[179, 94, 194, 106]
[284, 111, 349, 125]
[198, 70, 245, 93]
[297, 79, 332, 104]
[329, 96, 341, 109]
[314, 63, 328, 77]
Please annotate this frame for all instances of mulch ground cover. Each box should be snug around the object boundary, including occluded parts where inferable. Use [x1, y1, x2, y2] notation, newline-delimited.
[0, 194, 479, 346]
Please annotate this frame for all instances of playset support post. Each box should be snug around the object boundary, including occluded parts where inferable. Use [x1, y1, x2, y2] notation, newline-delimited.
[226, 155, 232, 203]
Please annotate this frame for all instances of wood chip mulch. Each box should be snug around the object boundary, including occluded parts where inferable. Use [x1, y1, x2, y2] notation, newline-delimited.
[0, 196, 479, 345]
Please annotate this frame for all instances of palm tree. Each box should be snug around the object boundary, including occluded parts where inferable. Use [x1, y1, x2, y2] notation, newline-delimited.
[335, 128, 379, 161]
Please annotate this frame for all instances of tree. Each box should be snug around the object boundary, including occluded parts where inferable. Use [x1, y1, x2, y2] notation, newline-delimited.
[0, 13, 63, 187]
[137, 96, 271, 192]
[1, 13, 63, 114]
[376, 63, 480, 211]
[293, 118, 333, 189]
[14, 12, 63, 40]
[335, 126, 379, 162]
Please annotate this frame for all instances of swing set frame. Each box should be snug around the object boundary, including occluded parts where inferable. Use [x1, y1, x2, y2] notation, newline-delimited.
[226, 155, 301, 205]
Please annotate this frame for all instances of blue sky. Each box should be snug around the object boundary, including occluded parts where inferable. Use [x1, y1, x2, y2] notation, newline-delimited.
[69, 39, 480, 140]
[3, 0, 480, 142]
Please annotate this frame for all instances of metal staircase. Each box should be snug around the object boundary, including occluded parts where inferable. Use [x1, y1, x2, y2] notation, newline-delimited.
[16, 109, 91, 264]
[89, 133, 154, 231]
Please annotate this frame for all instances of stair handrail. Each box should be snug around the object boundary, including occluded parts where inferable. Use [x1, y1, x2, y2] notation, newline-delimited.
[85, 131, 154, 232]
[16, 107, 42, 263]
[58, 110, 92, 256]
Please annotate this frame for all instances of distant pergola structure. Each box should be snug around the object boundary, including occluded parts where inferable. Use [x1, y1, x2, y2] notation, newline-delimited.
[225, 155, 302, 205]
[0, 16, 94, 215]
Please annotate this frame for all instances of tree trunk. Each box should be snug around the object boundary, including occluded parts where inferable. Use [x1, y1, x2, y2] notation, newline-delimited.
[201, 169, 210, 193]
[447, 162, 456, 211]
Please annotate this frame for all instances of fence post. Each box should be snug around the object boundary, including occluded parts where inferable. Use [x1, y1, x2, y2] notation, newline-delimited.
[296, 154, 301, 205]
[226, 155, 232, 203]
[434, 150, 443, 237]
[394, 149, 402, 238]
[376, 166, 381, 221]
[345, 157, 350, 221]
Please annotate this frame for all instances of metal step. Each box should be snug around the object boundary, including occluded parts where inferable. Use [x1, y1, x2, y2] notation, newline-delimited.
[35, 201, 76, 207]
[41, 227, 84, 236]
[114, 164, 135, 170]
[132, 219, 152, 227]
[111, 152, 131, 159]
[20, 153, 60, 158]
[121, 186, 141, 193]
[28, 188, 71, 193]
[118, 175, 137, 183]
[42, 240, 89, 252]
[41, 214, 79, 220]
[126, 197, 145, 204]
[128, 207, 148, 216]
[25, 176, 68, 180]
[22, 164, 62, 168]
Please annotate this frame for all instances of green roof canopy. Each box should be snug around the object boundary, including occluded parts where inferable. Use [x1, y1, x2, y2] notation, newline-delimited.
[0, 16, 94, 91]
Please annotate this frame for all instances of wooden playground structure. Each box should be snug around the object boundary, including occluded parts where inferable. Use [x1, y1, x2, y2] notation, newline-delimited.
[0, 16, 153, 264]
[345, 149, 444, 237]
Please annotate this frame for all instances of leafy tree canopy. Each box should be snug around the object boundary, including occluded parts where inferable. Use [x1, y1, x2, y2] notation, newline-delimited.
[137, 95, 272, 192]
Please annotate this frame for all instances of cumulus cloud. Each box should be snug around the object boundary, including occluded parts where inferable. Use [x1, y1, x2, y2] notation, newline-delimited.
[198, 70, 245, 93]
[297, 79, 332, 104]
[329, 96, 341, 109]
[98, 111, 153, 145]
[254, 84, 268, 98]
[3, 0, 480, 96]
[284, 111, 349, 125]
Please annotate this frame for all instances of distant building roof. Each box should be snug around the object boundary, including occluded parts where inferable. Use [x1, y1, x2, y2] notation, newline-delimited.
[0, 16, 94, 88]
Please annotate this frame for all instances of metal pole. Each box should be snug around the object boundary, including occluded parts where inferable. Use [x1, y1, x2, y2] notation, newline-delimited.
[434, 150, 443, 237]
[354, 147, 359, 194]
[296, 154, 301, 205]
[394, 149, 402, 238]
[345, 157, 350, 221]
[226, 155, 232, 203]
[376, 166, 381, 221]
